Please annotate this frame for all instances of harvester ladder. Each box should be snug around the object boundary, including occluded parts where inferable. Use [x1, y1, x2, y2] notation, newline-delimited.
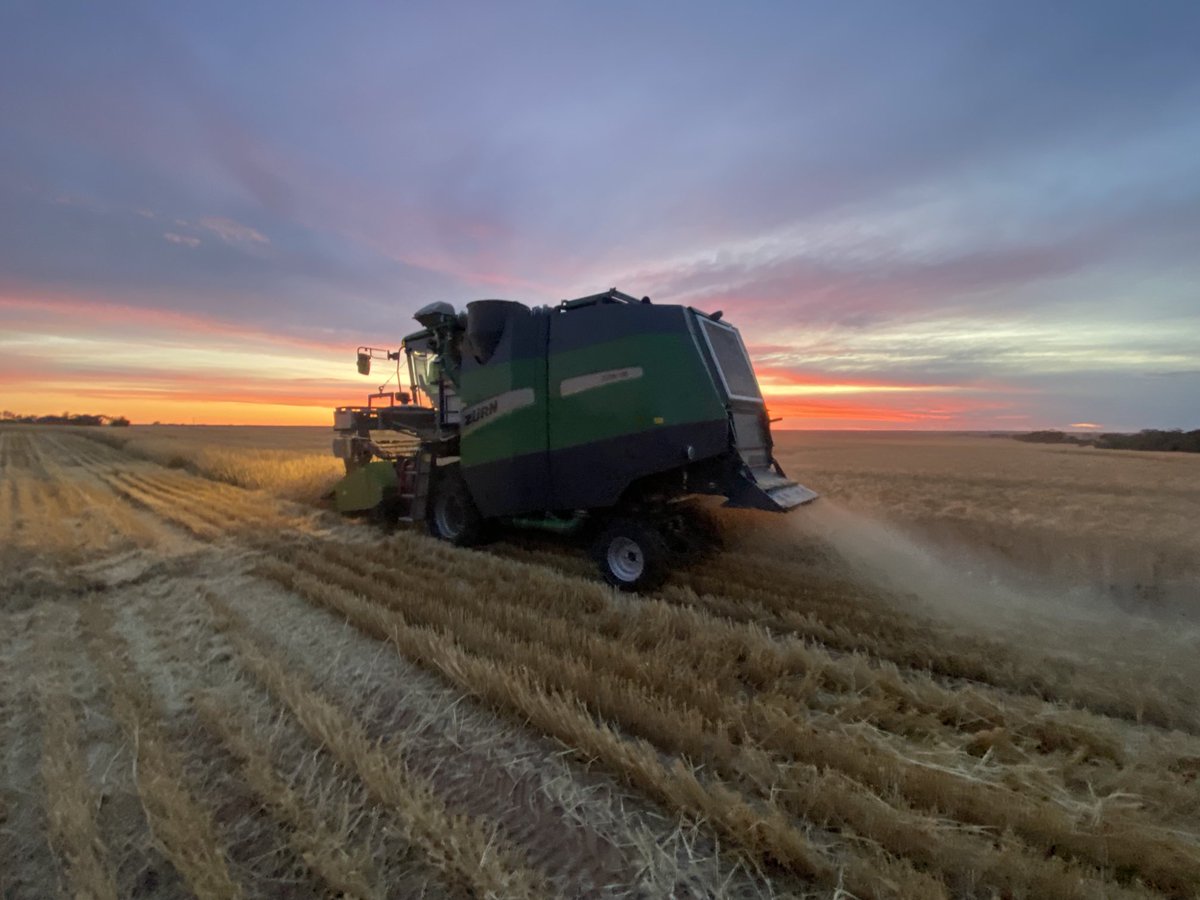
[408, 446, 434, 523]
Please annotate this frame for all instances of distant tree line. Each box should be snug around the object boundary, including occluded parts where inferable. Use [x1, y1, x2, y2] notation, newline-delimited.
[1, 411, 130, 427]
[1014, 429, 1200, 453]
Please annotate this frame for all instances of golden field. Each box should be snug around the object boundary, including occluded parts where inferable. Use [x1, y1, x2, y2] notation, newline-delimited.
[775, 431, 1200, 604]
[85, 425, 344, 503]
[2, 424, 1199, 899]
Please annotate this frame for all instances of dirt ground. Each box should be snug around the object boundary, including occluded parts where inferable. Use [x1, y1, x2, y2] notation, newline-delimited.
[2, 425, 1199, 899]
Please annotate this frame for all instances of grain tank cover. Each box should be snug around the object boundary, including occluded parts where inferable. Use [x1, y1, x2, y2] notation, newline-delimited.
[465, 299, 529, 365]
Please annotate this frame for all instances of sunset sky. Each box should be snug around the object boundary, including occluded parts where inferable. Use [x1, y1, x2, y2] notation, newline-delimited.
[2, 2, 1198, 429]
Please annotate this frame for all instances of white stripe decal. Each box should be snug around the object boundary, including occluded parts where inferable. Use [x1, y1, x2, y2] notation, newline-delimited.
[559, 367, 644, 398]
[460, 388, 536, 435]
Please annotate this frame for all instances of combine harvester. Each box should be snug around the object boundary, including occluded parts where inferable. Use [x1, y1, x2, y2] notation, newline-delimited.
[331, 288, 817, 590]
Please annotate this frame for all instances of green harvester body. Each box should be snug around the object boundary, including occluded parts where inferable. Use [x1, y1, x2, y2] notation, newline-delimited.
[330, 289, 816, 587]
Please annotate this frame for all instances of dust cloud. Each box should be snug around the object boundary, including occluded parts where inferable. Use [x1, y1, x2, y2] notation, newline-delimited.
[782, 499, 1200, 671]
[792, 501, 1099, 626]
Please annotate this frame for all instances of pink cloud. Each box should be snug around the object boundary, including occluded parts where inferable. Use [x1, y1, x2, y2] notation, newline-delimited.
[0, 291, 351, 356]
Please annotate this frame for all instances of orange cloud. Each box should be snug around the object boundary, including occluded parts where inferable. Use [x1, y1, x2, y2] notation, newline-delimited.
[765, 398, 956, 426]
[2, 387, 331, 426]
[757, 368, 968, 397]
[754, 368, 1011, 428]
[0, 289, 382, 424]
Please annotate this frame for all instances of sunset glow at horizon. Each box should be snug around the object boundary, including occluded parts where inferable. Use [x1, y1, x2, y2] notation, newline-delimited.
[2, 3, 1198, 431]
[2, 289, 1005, 429]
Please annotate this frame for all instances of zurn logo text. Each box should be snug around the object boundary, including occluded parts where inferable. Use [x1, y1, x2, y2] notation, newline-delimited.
[463, 398, 498, 428]
[460, 388, 536, 435]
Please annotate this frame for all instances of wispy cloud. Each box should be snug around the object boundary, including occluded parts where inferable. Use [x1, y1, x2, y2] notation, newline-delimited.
[163, 231, 200, 247]
[197, 216, 268, 245]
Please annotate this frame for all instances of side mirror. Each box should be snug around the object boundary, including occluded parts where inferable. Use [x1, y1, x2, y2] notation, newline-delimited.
[356, 352, 371, 375]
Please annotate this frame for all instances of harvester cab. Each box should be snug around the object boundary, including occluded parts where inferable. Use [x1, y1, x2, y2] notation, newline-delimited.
[332, 288, 817, 590]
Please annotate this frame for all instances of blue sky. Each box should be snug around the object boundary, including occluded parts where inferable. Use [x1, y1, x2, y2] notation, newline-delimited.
[1, 1, 1198, 426]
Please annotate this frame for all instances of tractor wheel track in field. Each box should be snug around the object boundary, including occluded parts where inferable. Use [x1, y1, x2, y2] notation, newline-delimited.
[81, 591, 413, 900]
[125, 570, 773, 899]
[0, 613, 65, 900]
[8, 604, 204, 900]
[122, 590, 484, 900]
[80, 601, 248, 900]
[34, 625, 120, 900]
[202, 595, 550, 900]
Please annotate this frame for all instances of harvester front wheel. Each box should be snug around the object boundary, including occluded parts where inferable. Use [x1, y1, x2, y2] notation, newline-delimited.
[594, 519, 669, 593]
[428, 469, 484, 546]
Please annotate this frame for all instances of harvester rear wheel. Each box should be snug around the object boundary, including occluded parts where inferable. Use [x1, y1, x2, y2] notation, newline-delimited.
[428, 468, 484, 546]
[594, 519, 669, 592]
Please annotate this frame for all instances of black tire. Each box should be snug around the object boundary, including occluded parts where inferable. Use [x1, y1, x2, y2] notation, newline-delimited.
[427, 468, 484, 546]
[593, 518, 670, 592]
[368, 486, 405, 530]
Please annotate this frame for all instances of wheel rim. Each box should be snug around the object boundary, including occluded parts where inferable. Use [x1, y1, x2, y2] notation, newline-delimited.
[434, 492, 466, 538]
[607, 536, 645, 583]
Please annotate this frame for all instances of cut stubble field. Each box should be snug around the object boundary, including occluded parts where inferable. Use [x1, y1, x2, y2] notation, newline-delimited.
[2, 424, 1198, 899]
